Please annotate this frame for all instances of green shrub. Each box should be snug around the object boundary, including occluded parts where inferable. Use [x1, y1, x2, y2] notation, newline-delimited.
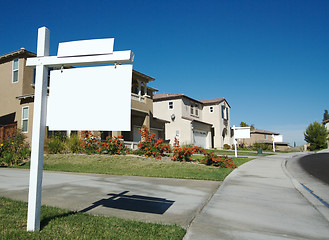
[304, 121, 328, 151]
[253, 143, 272, 151]
[0, 130, 30, 166]
[223, 144, 231, 149]
[46, 138, 66, 154]
[66, 134, 83, 153]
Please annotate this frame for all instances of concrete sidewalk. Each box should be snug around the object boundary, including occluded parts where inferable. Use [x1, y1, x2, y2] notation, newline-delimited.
[0, 169, 219, 228]
[184, 153, 329, 240]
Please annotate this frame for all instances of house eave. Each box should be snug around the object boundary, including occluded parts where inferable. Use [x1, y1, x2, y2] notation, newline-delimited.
[16, 94, 35, 100]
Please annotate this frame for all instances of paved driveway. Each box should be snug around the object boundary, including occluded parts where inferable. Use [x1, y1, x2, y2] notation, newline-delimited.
[0, 168, 220, 228]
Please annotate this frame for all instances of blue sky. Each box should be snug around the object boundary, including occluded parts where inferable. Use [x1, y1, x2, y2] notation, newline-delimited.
[1, 0, 328, 146]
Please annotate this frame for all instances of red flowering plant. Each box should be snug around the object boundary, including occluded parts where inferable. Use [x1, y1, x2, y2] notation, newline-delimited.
[79, 131, 101, 155]
[172, 138, 205, 162]
[100, 135, 126, 155]
[172, 138, 235, 168]
[202, 152, 236, 168]
[135, 126, 170, 159]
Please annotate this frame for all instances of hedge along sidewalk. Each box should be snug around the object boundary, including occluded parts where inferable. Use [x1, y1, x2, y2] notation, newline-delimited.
[16, 154, 252, 181]
[0, 197, 186, 240]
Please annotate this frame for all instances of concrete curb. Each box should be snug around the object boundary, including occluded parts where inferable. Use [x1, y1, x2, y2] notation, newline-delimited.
[281, 156, 329, 223]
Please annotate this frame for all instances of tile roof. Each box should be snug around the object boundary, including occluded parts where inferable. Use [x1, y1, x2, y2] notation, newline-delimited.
[153, 93, 204, 104]
[200, 98, 225, 104]
[181, 116, 213, 126]
[0, 48, 36, 64]
[251, 128, 279, 135]
[154, 93, 228, 107]
[133, 69, 155, 82]
[153, 93, 184, 100]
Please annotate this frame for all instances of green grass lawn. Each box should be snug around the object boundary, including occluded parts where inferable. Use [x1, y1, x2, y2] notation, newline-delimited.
[16, 154, 252, 181]
[0, 197, 185, 240]
[207, 149, 273, 156]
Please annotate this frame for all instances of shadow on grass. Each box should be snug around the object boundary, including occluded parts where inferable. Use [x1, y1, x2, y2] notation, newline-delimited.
[40, 211, 77, 230]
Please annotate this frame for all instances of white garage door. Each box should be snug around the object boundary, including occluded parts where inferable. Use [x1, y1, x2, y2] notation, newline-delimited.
[193, 130, 207, 148]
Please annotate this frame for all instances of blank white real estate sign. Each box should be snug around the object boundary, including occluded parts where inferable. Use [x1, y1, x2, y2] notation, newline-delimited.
[47, 65, 132, 131]
[234, 127, 250, 139]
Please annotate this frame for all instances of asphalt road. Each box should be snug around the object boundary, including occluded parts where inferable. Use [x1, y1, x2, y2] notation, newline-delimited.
[299, 152, 329, 184]
[286, 151, 329, 220]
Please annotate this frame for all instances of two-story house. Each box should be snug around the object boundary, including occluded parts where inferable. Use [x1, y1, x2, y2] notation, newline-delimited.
[0, 49, 165, 147]
[200, 98, 232, 148]
[153, 93, 232, 149]
[239, 128, 289, 150]
[0, 48, 36, 143]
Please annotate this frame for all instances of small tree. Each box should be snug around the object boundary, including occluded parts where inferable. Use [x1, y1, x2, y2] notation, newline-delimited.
[304, 122, 328, 151]
[240, 122, 255, 130]
[323, 110, 329, 122]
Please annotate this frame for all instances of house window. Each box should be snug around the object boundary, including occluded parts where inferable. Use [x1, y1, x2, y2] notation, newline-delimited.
[12, 58, 19, 83]
[222, 105, 228, 120]
[210, 106, 213, 113]
[22, 107, 29, 133]
[169, 101, 173, 109]
[190, 105, 194, 115]
[195, 107, 199, 116]
[265, 135, 267, 140]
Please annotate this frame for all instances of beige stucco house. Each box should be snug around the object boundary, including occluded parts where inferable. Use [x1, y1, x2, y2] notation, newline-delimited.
[239, 128, 289, 151]
[0, 49, 165, 147]
[0, 48, 36, 143]
[153, 93, 232, 149]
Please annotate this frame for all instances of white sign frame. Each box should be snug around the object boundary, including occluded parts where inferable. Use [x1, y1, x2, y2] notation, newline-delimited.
[26, 26, 134, 231]
[272, 134, 283, 152]
[232, 125, 251, 157]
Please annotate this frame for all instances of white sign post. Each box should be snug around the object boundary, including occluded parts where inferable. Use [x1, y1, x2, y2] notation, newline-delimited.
[26, 27, 50, 232]
[26, 26, 134, 231]
[272, 135, 283, 152]
[232, 125, 251, 157]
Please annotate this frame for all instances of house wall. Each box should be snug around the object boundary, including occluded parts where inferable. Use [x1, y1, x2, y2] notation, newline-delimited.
[153, 99, 182, 122]
[181, 98, 203, 120]
[0, 57, 34, 144]
[242, 133, 271, 146]
[203, 104, 219, 148]
[153, 99, 183, 145]
[153, 98, 212, 148]
[202, 103, 231, 149]
[222, 104, 232, 146]
[166, 118, 192, 146]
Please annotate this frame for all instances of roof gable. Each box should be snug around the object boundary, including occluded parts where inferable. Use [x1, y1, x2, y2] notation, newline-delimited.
[0, 48, 36, 64]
